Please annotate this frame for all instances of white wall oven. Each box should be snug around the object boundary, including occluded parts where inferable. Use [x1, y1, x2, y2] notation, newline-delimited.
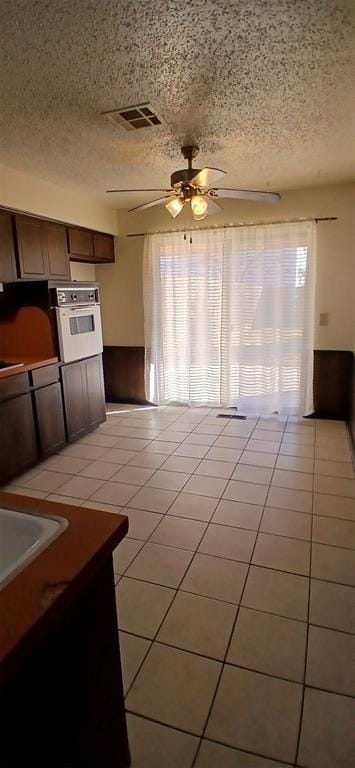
[52, 285, 103, 363]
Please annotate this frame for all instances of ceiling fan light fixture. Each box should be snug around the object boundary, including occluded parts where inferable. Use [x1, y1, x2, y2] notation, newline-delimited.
[165, 197, 184, 218]
[106, 144, 281, 212]
[191, 194, 208, 220]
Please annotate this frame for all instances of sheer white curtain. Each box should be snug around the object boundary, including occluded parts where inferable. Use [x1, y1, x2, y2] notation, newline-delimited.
[144, 221, 316, 415]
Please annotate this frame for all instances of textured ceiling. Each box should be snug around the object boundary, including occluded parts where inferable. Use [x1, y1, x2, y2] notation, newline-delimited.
[0, 0, 354, 207]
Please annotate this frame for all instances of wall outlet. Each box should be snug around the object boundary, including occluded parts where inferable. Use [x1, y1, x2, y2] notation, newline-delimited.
[319, 312, 329, 326]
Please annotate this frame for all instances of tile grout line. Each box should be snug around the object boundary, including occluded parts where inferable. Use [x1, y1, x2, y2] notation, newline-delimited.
[122, 630, 355, 698]
[113, 407, 222, 504]
[86, 413, 353, 517]
[122, 412, 260, 761]
[120, 411, 255, 705]
[115, 593, 355, 636]
[294, 417, 316, 766]
[123, 708, 294, 768]
[8, 408, 354, 767]
[191, 414, 290, 766]
[118, 560, 354, 592]
[119, 415, 241, 595]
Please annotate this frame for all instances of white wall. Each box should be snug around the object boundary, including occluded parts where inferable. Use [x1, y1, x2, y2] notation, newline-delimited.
[96, 232, 144, 347]
[97, 182, 355, 351]
[70, 262, 96, 282]
[0, 163, 117, 233]
[1, 163, 352, 349]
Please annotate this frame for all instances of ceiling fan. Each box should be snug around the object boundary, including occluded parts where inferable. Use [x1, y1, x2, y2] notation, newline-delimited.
[106, 145, 281, 220]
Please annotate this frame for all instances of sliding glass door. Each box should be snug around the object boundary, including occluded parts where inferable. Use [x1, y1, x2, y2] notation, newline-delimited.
[144, 222, 316, 415]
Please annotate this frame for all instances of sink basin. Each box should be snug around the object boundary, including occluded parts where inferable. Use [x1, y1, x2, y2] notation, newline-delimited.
[0, 507, 68, 590]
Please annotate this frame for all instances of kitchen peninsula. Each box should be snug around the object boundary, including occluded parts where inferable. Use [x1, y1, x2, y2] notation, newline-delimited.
[0, 491, 130, 768]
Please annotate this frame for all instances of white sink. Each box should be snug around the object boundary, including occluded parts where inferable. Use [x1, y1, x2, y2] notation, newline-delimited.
[0, 506, 68, 590]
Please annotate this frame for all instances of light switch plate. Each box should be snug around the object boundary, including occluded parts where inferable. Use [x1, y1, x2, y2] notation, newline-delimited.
[319, 312, 329, 326]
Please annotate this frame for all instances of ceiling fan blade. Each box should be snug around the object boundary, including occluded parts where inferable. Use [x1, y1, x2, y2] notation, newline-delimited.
[106, 188, 172, 193]
[204, 195, 223, 215]
[190, 167, 227, 188]
[128, 195, 174, 212]
[211, 188, 281, 203]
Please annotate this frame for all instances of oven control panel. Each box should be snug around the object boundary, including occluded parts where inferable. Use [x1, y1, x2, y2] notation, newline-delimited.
[53, 286, 99, 306]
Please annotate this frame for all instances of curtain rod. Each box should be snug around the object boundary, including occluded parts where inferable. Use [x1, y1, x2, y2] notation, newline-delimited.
[126, 216, 337, 238]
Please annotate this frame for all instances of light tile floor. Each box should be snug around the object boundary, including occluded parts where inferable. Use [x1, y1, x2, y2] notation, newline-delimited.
[5, 404, 355, 768]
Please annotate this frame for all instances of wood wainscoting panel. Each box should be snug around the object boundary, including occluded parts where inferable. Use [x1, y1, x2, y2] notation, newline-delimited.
[103, 346, 147, 404]
[350, 353, 355, 450]
[102, 346, 353, 420]
[313, 350, 353, 420]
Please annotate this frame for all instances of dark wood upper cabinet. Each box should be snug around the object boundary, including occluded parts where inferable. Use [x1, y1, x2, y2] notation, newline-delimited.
[93, 232, 115, 262]
[45, 222, 70, 279]
[1, 209, 114, 280]
[14, 215, 70, 280]
[15, 215, 47, 278]
[68, 226, 115, 263]
[0, 210, 17, 282]
[67, 227, 94, 260]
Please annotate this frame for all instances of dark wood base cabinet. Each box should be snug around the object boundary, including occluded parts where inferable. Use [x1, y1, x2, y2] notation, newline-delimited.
[0, 356, 106, 486]
[0, 392, 37, 484]
[0, 366, 67, 485]
[61, 354, 106, 441]
[0, 558, 130, 768]
[34, 381, 66, 457]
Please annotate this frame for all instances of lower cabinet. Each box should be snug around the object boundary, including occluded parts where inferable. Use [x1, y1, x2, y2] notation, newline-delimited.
[1, 560, 129, 768]
[85, 354, 107, 430]
[34, 382, 66, 457]
[61, 355, 106, 441]
[0, 393, 37, 485]
[0, 356, 105, 485]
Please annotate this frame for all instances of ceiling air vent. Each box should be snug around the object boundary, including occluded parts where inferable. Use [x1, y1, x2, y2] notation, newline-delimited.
[103, 103, 163, 131]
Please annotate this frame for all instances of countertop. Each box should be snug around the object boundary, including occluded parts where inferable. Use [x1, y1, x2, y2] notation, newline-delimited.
[0, 356, 59, 380]
[0, 491, 128, 681]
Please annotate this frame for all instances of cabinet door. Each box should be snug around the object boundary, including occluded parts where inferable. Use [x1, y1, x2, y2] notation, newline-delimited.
[67, 227, 94, 260]
[93, 233, 115, 262]
[0, 393, 37, 484]
[61, 360, 88, 441]
[45, 222, 70, 279]
[34, 382, 66, 457]
[85, 355, 106, 429]
[15, 215, 47, 278]
[0, 210, 17, 282]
